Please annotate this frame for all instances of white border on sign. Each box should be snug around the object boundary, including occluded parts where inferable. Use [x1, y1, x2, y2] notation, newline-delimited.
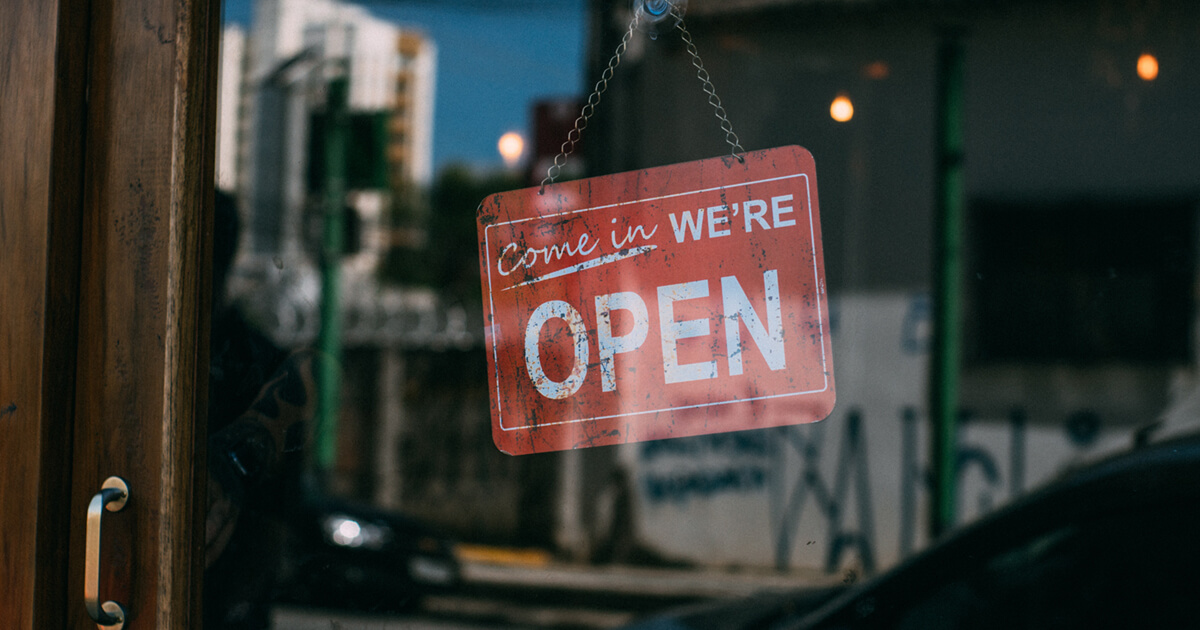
[484, 172, 828, 432]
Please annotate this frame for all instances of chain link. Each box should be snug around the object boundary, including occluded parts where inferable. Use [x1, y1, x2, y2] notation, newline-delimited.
[674, 10, 745, 162]
[540, 13, 640, 193]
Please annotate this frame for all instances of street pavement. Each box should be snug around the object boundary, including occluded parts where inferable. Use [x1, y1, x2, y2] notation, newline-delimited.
[273, 550, 841, 629]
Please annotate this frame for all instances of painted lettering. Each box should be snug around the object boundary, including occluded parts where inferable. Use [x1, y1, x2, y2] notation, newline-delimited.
[707, 205, 731, 237]
[744, 199, 770, 232]
[611, 219, 660, 249]
[658, 280, 718, 384]
[723, 269, 785, 375]
[669, 209, 706, 243]
[497, 232, 599, 277]
[523, 269, 788, 397]
[525, 300, 590, 399]
[595, 292, 650, 392]
[771, 194, 796, 228]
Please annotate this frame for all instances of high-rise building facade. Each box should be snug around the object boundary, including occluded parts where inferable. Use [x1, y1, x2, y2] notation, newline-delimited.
[215, 24, 248, 192]
[389, 30, 436, 188]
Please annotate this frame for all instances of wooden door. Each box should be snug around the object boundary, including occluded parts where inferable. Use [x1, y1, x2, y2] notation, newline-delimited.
[0, 1, 221, 628]
[0, 1, 89, 627]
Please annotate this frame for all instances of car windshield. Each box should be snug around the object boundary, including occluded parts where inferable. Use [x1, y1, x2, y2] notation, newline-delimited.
[204, 0, 1200, 628]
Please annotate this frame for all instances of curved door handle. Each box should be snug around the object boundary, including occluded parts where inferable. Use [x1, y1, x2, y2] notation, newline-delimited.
[85, 477, 129, 629]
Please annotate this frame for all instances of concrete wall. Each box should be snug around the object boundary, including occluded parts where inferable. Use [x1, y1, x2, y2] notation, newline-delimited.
[612, 292, 1138, 573]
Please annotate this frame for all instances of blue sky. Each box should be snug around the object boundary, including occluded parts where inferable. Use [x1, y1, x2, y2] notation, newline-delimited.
[224, 0, 587, 174]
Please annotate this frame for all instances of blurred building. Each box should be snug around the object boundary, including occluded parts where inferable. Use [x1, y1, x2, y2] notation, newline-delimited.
[528, 98, 586, 186]
[214, 0, 563, 547]
[216, 24, 248, 192]
[390, 31, 437, 188]
[214, 0, 437, 283]
[212, 0, 445, 333]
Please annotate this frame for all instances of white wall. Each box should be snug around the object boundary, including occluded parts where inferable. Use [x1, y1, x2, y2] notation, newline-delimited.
[616, 293, 1140, 573]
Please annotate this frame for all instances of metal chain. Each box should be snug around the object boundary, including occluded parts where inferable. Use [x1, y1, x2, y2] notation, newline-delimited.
[539, 6, 745, 192]
[540, 13, 640, 193]
[674, 10, 745, 162]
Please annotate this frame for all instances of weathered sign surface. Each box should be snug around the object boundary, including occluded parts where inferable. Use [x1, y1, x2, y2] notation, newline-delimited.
[477, 146, 834, 455]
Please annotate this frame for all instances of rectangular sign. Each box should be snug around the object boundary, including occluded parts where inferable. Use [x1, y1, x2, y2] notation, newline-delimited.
[477, 146, 834, 455]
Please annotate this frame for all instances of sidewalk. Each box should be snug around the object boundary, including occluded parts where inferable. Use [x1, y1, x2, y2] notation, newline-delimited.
[456, 545, 842, 603]
[273, 548, 847, 629]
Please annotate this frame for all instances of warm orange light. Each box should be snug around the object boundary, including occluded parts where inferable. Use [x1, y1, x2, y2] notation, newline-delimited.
[1137, 53, 1159, 81]
[498, 131, 525, 167]
[830, 95, 854, 123]
[864, 61, 890, 80]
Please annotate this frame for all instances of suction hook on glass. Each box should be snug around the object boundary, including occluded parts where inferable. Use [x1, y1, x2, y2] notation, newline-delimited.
[634, 0, 686, 39]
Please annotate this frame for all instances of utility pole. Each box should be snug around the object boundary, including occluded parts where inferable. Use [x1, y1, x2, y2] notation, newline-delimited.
[929, 32, 966, 540]
[316, 73, 349, 481]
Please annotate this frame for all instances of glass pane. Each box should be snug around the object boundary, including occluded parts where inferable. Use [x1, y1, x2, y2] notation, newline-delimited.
[204, 0, 1200, 628]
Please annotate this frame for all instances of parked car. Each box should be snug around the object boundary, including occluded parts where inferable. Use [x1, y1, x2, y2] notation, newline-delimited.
[273, 496, 461, 613]
[625, 431, 1200, 629]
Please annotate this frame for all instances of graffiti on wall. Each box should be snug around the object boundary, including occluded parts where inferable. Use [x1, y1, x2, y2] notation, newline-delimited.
[640, 431, 771, 503]
[628, 293, 1135, 573]
[770, 411, 875, 573]
[636, 405, 1118, 573]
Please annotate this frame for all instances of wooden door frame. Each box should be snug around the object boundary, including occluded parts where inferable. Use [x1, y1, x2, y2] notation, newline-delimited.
[0, 1, 90, 628]
[1, 1, 221, 628]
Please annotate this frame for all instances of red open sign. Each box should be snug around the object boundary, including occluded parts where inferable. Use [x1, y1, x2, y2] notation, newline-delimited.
[477, 146, 834, 455]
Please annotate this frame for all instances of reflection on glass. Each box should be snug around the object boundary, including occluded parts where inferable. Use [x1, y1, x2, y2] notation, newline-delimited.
[205, 0, 1200, 627]
[830, 94, 854, 122]
[1137, 52, 1159, 81]
[498, 131, 526, 168]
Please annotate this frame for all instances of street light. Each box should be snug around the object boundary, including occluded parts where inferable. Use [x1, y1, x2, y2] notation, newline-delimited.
[830, 94, 854, 123]
[1137, 53, 1159, 81]
[498, 131, 525, 168]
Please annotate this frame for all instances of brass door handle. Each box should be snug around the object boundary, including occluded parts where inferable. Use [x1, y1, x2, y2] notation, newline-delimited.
[85, 477, 128, 629]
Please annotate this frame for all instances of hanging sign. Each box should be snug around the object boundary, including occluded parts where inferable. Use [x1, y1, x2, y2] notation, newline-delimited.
[477, 146, 834, 455]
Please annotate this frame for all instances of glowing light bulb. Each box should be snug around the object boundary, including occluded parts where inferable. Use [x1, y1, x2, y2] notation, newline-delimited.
[498, 131, 525, 167]
[1137, 53, 1159, 81]
[830, 95, 854, 123]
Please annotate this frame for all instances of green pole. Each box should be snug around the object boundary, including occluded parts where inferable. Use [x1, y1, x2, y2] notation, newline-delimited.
[929, 33, 965, 539]
[316, 75, 349, 477]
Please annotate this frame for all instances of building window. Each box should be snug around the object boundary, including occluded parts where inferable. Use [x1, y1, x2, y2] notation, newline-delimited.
[968, 199, 1196, 365]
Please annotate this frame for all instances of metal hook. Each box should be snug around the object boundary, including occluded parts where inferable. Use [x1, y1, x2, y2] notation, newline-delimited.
[635, 0, 686, 23]
[634, 0, 686, 36]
